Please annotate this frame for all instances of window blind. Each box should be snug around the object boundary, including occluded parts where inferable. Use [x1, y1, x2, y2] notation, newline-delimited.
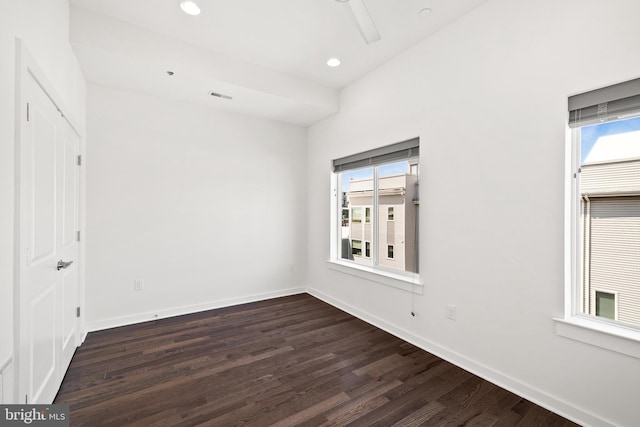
[332, 137, 419, 172]
[569, 78, 640, 128]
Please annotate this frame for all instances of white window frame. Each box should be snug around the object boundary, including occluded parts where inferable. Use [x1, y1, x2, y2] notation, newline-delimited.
[555, 124, 640, 359]
[328, 145, 422, 294]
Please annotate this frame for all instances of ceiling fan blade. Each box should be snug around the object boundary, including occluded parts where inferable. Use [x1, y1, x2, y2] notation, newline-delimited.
[348, 0, 381, 44]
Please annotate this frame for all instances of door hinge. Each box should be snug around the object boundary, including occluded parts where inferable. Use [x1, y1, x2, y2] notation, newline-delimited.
[76, 307, 81, 318]
[26, 102, 30, 122]
[77, 155, 82, 166]
[25, 394, 28, 404]
[76, 230, 81, 242]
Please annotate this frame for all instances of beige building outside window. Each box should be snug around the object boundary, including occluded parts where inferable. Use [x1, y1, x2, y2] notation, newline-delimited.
[578, 119, 640, 328]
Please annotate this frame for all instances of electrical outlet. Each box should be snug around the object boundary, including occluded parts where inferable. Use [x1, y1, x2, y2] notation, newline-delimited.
[446, 304, 457, 321]
[134, 279, 144, 291]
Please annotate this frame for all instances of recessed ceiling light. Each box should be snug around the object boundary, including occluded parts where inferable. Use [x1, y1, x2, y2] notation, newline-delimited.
[335, 0, 350, 3]
[180, 1, 201, 16]
[419, 8, 432, 16]
[327, 58, 341, 67]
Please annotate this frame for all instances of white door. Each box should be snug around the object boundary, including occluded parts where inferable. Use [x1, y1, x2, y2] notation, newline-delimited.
[59, 121, 80, 379]
[18, 72, 80, 404]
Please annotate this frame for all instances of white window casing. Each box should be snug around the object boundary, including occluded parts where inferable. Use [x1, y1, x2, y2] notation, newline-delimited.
[558, 77, 640, 358]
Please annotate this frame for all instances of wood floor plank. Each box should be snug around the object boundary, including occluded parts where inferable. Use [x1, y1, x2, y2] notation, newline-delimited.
[55, 294, 579, 426]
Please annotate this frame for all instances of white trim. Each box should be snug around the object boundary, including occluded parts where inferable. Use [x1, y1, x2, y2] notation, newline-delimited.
[563, 125, 576, 319]
[307, 288, 610, 427]
[330, 170, 340, 261]
[554, 317, 640, 359]
[87, 287, 306, 332]
[327, 259, 422, 294]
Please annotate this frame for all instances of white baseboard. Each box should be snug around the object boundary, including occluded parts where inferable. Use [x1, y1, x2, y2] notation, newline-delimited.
[80, 329, 88, 344]
[87, 287, 306, 332]
[306, 287, 611, 427]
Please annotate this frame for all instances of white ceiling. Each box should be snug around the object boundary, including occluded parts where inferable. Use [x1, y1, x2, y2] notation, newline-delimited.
[69, 0, 488, 126]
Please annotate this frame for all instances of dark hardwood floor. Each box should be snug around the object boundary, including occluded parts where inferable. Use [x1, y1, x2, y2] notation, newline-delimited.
[55, 294, 579, 426]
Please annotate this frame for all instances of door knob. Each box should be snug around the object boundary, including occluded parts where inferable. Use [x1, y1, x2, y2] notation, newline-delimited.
[57, 260, 73, 271]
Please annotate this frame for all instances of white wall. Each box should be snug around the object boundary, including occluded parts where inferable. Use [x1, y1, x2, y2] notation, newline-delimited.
[85, 84, 307, 330]
[307, 0, 640, 426]
[0, 0, 85, 401]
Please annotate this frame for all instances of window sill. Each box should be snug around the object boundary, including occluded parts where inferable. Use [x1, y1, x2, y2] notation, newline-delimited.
[554, 316, 640, 359]
[327, 259, 423, 294]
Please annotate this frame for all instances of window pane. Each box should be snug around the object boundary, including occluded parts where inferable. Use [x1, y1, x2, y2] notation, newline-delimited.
[352, 240, 362, 257]
[341, 208, 349, 227]
[335, 149, 419, 275]
[352, 207, 362, 223]
[578, 116, 640, 327]
[340, 167, 374, 265]
[595, 291, 616, 320]
[377, 160, 418, 273]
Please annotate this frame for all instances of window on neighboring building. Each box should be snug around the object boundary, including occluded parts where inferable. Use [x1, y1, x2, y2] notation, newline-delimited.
[351, 207, 362, 223]
[333, 138, 419, 275]
[595, 291, 617, 320]
[568, 77, 640, 331]
[341, 208, 349, 227]
[352, 240, 362, 257]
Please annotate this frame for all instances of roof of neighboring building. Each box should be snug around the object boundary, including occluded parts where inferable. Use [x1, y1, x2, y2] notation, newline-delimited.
[584, 130, 640, 164]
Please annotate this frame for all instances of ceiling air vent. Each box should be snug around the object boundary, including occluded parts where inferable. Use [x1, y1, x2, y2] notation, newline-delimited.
[208, 91, 232, 100]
